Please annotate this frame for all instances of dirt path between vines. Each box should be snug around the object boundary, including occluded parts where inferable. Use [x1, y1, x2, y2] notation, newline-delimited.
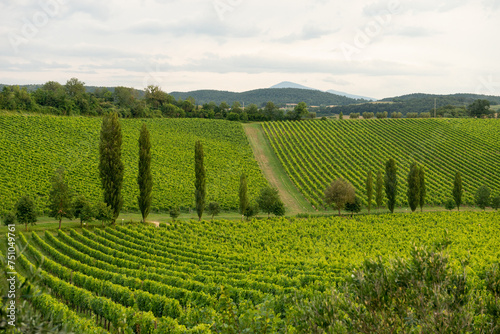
[243, 123, 312, 215]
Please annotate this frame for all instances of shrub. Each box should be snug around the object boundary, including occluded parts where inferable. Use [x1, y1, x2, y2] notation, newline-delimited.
[444, 199, 456, 211]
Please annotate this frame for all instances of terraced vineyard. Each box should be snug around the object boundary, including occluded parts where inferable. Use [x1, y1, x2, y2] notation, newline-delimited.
[0, 115, 267, 213]
[13, 211, 500, 332]
[262, 118, 500, 208]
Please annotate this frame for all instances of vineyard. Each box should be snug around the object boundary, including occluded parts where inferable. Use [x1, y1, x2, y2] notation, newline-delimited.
[0, 115, 267, 213]
[262, 118, 500, 208]
[9, 211, 500, 332]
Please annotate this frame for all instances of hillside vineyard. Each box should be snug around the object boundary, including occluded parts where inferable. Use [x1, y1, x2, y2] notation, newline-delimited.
[262, 118, 500, 208]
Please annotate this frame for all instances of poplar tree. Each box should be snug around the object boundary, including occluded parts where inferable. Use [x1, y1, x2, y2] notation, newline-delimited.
[453, 171, 463, 211]
[194, 140, 206, 221]
[137, 123, 152, 223]
[407, 162, 420, 212]
[366, 170, 373, 213]
[385, 158, 398, 213]
[239, 173, 249, 219]
[375, 170, 384, 210]
[99, 112, 124, 224]
[418, 165, 426, 212]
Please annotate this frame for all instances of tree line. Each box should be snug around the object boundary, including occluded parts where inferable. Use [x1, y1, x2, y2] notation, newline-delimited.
[2, 112, 286, 230]
[0, 79, 315, 121]
[323, 159, 500, 216]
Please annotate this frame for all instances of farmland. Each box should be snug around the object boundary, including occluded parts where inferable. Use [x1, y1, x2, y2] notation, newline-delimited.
[0, 115, 267, 213]
[263, 118, 500, 208]
[10, 211, 500, 332]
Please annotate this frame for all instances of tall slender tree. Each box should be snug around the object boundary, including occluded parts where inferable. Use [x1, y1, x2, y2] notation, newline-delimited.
[375, 170, 384, 210]
[239, 173, 249, 220]
[407, 162, 420, 212]
[385, 158, 398, 213]
[418, 165, 426, 212]
[99, 112, 124, 224]
[48, 167, 73, 229]
[366, 170, 373, 213]
[137, 123, 152, 223]
[194, 140, 206, 221]
[453, 171, 463, 211]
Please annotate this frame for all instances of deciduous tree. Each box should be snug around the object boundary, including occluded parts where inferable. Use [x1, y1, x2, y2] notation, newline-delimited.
[475, 185, 491, 210]
[324, 178, 355, 216]
[48, 167, 73, 229]
[16, 195, 37, 231]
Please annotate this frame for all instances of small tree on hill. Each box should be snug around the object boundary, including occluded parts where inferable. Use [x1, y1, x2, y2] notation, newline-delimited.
[194, 140, 206, 221]
[492, 196, 500, 210]
[239, 173, 249, 220]
[244, 203, 259, 220]
[339, 112, 343, 120]
[475, 185, 490, 211]
[48, 167, 73, 229]
[385, 158, 398, 213]
[324, 178, 355, 216]
[407, 162, 420, 212]
[444, 199, 456, 211]
[452, 171, 463, 211]
[257, 187, 285, 218]
[2, 212, 16, 226]
[73, 195, 94, 227]
[366, 170, 373, 213]
[95, 202, 113, 227]
[375, 170, 384, 210]
[137, 123, 153, 223]
[207, 202, 220, 221]
[345, 197, 362, 217]
[169, 206, 181, 222]
[16, 195, 37, 231]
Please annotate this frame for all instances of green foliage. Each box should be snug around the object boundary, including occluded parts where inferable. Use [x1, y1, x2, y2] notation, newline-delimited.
[338, 111, 343, 120]
[195, 140, 206, 221]
[169, 206, 180, 221]
[349, 112, 360, 119]
[244, 203, 259, 220]
[0, 116, 267, 212]
[445, 199, 456, 211]
[48, 166, 74, 229]
[475, 185, 491, 210]
[453, 171, 463, 211]
[73, 195, 94, 227]
[99, 112, 124, 222]
[95, 202, 113, 226]
[366, 170, 373, 213]
[385, 158, 398, 213]
[376, 111, 388, 119]
[418, 165, 426, 212]
[468, 99, 491, 118]
[256, 187, 284, 218]
[207, 202, 220, 220]
[239, 173, 249, 216]
[345, 196, 361, 216]
[492, 196, 500, 210]
[407, 162, 420, 212]
[2, 212, 16, 226]
[375, 170, 384, 210]
[16, 195, 37, 231]
[291, 244, 498, 333]
[137, 123, 153, 223]
[324, 178, 355, 215]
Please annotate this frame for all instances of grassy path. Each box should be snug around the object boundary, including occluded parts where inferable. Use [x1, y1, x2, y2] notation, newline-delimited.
[243, 123, 313, 215]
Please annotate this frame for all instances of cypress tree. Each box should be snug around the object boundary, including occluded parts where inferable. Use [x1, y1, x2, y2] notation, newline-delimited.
[453, 171, 463, 211]
[239, 173, 249, 219]
[407, 162, 420, 212]
[366, 170, 373, 213]
[137, 123, 152, 223]
[375, 170, 384, 210]
[194, 140, 206, 221]
[99, 112, 124, 224]
[385, 158, 398, 213]
[418, 165, 426, 212]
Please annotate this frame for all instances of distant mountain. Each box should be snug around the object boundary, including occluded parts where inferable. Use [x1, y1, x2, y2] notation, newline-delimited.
[269, 81, 316, 90]
[269, 81, 376, 101]
[326, 89, 376, 101]
[169, 88, 365, 107]
[324, 93, 500, 116]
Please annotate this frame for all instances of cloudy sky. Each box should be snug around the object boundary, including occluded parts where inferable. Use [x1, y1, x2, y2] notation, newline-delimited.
[0, 0, 499, 99]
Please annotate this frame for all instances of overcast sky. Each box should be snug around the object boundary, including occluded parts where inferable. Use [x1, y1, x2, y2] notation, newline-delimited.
[0, 0, 499, 99]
